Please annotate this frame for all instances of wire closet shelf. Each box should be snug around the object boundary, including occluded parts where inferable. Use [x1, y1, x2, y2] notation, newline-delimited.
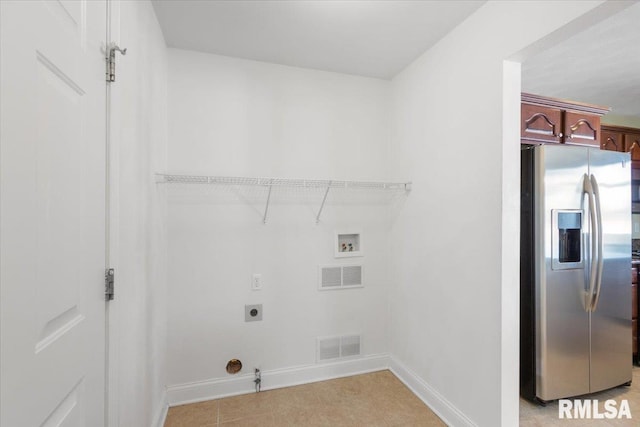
[156, 174, 411, 191]
[155, 173, 412, 224]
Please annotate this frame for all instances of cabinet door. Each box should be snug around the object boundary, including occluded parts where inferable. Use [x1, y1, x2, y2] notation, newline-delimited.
[564, 112, 600, 147]
[625, 132, 640, 161]
[521, 103, 562, 143]
[601, 128, 624, 152]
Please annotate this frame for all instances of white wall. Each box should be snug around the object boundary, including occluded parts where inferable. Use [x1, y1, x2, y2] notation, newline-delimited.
[109, 1, 168, 426]
[166, 50, 393, 397]
[109, 1, 633, 425]
[602, 114, 640, 129]
[388, 1, 619, 426]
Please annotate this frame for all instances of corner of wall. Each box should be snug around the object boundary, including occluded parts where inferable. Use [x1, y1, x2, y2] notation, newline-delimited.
[153, 390, 169, 427]
[110, 0, 169, 426]
[389, 356, 477, 427]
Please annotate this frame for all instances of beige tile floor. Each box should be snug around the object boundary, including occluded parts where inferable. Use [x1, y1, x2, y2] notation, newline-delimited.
[520, 366, 640, 426]
[164, 370, 445, 427]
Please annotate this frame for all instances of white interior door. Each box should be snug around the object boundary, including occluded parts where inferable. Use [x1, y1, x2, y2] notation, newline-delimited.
[1, 1, 107, 426]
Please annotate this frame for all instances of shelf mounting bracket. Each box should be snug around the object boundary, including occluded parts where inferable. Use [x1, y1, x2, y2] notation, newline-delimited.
[316, 183, 331, 224]
[263, 181, 273, 224]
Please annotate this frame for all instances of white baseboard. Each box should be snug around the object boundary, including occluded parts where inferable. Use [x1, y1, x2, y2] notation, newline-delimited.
[153, 390, 168, 427]
[389, 356, 477, 427]
[167, 353, 390, 406]
[166, 353, 475, 427]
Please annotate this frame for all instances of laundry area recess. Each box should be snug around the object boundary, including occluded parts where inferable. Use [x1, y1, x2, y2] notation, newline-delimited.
[1, 1, 638, 427]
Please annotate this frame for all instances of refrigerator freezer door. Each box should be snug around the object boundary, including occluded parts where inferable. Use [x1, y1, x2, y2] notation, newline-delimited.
[536, 145, 591, 400]
[588, 148, 632, 393]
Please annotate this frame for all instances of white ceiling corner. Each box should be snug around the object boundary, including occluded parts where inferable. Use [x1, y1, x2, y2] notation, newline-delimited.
[151, 0, 485, 80]
[151, 1, 640, 116]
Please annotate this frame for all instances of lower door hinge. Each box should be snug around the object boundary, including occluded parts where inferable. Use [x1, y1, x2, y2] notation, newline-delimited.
[105, 268, 115, 301]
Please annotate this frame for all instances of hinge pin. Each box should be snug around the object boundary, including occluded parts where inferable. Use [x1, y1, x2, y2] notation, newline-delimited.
[105, 268, 115, 301]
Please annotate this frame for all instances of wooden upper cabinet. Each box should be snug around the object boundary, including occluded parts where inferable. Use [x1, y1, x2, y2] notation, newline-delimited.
[601, 127, 624, 152]
[564, 112, 600, 147]
[602, 125, 640, 162]
[521, 93, 609, 147]
[521, 103, 562, 144]
[625, 132, 640, 162]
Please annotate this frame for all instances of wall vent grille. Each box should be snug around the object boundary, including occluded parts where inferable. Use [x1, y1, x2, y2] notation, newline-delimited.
[317, 334, 361, 362]
[321, 267, 342, 288]
[318, 265, 363, 290]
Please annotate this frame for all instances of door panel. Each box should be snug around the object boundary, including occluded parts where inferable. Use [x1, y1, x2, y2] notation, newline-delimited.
[588, 148, 632, 392]
[1, 1, 106, 426]
[564, 112, 600, 147]
[624, 133, 640, 162]
[536, 145, 590, 400]
[521, 103, 562, 144]
[601, 129, 624, 152]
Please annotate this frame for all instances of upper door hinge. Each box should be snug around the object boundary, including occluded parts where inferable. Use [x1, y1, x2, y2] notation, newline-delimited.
[105, 268, 115, 301]
[106, 44, 127, 82]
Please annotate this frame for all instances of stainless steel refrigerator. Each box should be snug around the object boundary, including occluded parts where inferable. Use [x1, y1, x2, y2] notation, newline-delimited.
[521, 144, 632, 403]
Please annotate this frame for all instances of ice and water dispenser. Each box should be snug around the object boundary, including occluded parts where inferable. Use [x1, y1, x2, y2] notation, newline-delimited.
[552, 210, 584, 270]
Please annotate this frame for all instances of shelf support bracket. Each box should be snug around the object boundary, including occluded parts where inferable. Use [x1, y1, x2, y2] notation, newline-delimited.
[263, 182, 273, 224]
[316, 183, 331, 224]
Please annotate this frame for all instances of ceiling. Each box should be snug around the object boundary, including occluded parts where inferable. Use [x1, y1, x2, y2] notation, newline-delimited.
[151, 1, 639, 117]
[522, 2, 640, 117]
[151, 0, 485, 80]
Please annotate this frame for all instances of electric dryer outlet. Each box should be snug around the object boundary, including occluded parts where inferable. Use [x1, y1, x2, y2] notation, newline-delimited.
[245, 304, 263, 322]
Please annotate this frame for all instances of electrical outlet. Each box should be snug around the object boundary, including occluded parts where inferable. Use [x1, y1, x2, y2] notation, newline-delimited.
[251, 273, 262, 290]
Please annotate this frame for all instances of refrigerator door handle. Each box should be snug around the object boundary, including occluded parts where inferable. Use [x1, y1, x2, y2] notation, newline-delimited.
[589, 174, 604, 312]
[583, 173, 598, 312]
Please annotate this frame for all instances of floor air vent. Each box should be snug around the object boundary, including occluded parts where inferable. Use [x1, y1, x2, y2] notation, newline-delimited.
[318, 265, 363, 290]
[317, 334, 361, 362]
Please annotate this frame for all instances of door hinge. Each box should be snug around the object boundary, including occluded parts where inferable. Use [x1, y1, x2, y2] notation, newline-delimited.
[106, 44, 127, 83]
[105, 268, 115, 301]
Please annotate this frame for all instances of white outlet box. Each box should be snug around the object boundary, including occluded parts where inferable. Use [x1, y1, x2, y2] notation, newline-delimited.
[251, 273, 262, 290]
